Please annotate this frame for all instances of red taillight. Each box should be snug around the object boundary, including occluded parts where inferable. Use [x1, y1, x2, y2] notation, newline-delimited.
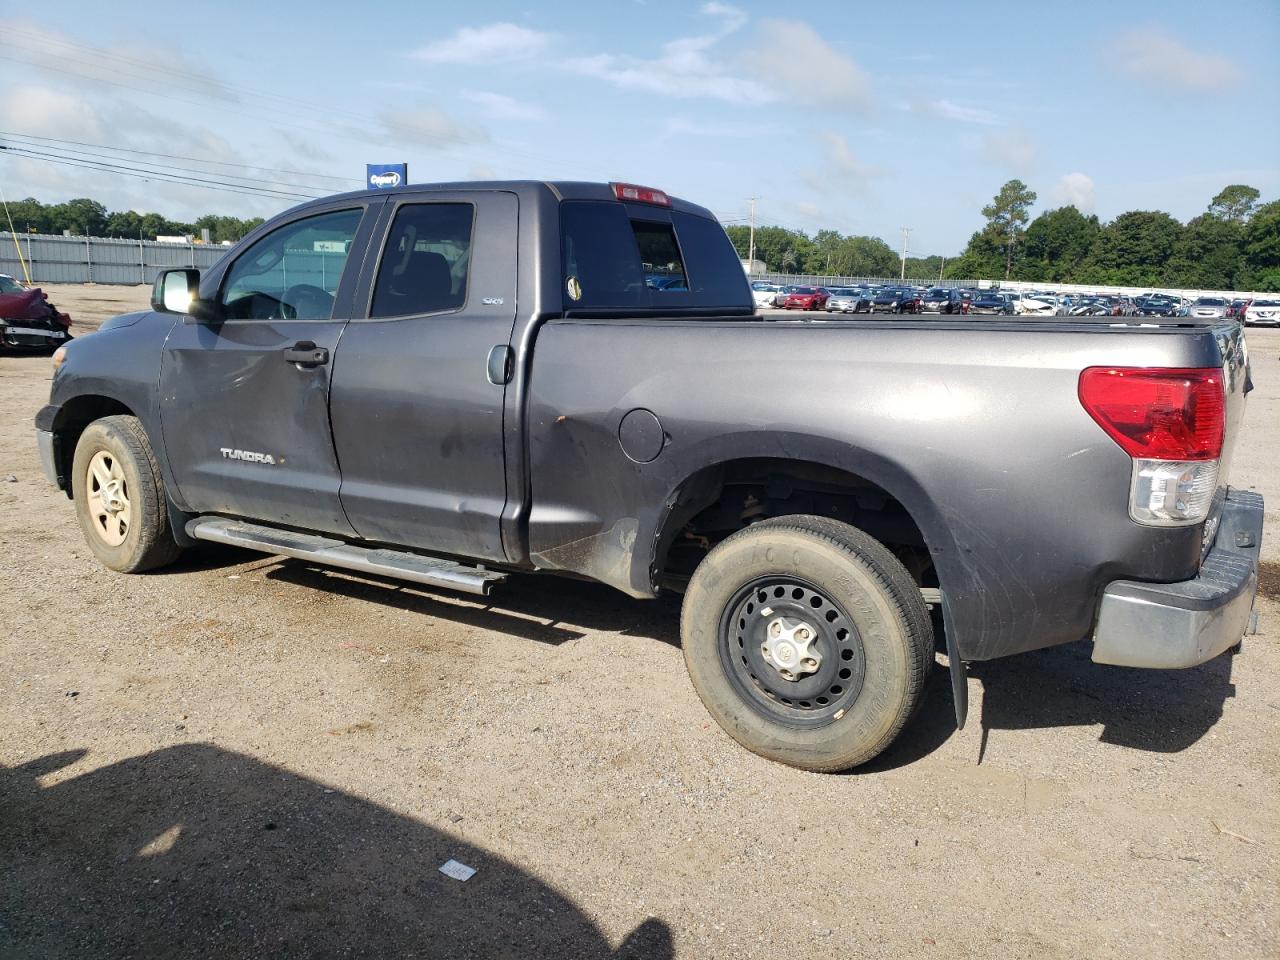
[1078, 367, 1224, 461]
[611, 182, 671, 206]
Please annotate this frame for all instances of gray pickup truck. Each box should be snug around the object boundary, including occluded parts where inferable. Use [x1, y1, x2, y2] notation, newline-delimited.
[34, 180, 1263, 771]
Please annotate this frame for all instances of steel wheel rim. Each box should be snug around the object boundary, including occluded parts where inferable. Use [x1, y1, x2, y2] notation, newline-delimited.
[718, 576, 866, 729]
[86, 450, 130, 547]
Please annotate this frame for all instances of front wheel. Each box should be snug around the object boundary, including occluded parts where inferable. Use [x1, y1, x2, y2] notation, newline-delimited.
[72, 415, 184, 573]
[681, 515, 933, 771]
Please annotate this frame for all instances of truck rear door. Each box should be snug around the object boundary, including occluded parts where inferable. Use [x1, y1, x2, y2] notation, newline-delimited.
[328, 190, 518, 561]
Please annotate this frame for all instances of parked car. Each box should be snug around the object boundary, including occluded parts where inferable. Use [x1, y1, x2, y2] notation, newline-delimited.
[750, 281, 781, 309]
[1227, 299, 1249, 320]
[1188, 297, 1230, 320]
[867, 287, 917, 313]
[967, 292, 1015, 315]
[772, 284, 800, 308]
[1243, 299, 1279, 326]
[0, 275, 73, 352]
[34, 179, 1263, 773]
[1014, 293, 1057, 316]
[782, 286, 829, 311]
[919, 288, 964, 314]
[1135, 295, 1179, 317]
[824, 287, 870, 313]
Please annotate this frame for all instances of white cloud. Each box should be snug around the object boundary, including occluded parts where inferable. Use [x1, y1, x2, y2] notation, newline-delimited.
[563, 6, 772, 105]
[1049, 172, 1096, 214]
[754, 21, 873, 113]
[0, 85, 106, 141]
[380, 107, 488, 148]
[1106, 27, 1243, 94]
[916, 98, 1001, 126]
[802, 133, 882, 195]
[5, 22, 238, 103]
[460, 90, 546, 122]
[411, 23, 552, 64]
[701, 1, 749, 32]
[660, 117, 758, 139]
[982, 128, 1037, 172]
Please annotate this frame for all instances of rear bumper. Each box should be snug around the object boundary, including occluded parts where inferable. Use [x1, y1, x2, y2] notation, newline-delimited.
[1091, 488, 1264, 668]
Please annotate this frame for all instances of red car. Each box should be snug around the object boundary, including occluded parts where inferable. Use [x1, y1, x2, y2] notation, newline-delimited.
[0, 275, 73, 352]
[782, 286, 829, 311]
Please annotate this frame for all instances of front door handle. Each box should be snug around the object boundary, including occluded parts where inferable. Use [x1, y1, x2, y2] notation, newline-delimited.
[284, 341, 329, 367]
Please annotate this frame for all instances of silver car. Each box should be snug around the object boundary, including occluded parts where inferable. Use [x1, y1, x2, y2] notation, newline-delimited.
[1188, 297, 1229, 320]
[825, 287, 866, 313]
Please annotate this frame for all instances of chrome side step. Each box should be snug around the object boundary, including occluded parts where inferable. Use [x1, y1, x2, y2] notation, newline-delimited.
[185, 517, 507, 596]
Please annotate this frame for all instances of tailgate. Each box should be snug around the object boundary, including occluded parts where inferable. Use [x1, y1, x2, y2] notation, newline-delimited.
[1202, 321, 1251, 557]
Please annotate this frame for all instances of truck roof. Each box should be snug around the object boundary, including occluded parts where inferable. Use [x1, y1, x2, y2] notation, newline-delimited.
[302, 180, 717, 220]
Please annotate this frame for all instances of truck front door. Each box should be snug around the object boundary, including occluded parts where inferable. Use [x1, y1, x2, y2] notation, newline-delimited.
[159, 202, 379, 535]
[329, 191, 518, 560]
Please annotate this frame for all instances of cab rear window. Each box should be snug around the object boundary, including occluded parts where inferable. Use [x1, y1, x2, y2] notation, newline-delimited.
[561, 201, 749, 312]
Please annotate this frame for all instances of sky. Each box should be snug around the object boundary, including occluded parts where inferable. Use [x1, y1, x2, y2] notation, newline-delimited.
[0, 0, 1277, 255]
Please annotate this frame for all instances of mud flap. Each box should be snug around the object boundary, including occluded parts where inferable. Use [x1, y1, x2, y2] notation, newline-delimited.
[941, 592, 968, 730]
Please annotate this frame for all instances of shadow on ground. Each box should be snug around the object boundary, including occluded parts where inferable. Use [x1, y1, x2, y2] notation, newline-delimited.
[971, 639, 1237, 762]
[0, 746, 672, 959]
[149, 546, 1237, 771]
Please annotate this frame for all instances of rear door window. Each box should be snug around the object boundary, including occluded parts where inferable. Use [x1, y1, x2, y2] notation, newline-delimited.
[371, 203, 474, 317]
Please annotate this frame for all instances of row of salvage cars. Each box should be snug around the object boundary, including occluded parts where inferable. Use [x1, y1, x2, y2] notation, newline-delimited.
[0, 274, 73, 352]
[751, 281, 1280, 323]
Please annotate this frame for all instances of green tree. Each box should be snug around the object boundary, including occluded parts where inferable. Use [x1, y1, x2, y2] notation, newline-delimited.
[981, 179, 1037, 279]
[1019, 206, 1100, 282]
[944, 229, 1004, 281]
[3, 197, 49, 233]
[831, 235, 898, 277]
[1167, 214, 1242, 289]
[1241, 199, 1280, 290]
[1208, 184, 1260, 224]
[1076, 211, 1184, 286]
[46, 198, 108, 236]
[105, 210, 144, 237]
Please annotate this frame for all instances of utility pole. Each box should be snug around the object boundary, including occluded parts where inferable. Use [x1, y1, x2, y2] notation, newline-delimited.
[747, 196, 758, 275]
[939, 257, 945, 282]
[900, 226, 912, 281]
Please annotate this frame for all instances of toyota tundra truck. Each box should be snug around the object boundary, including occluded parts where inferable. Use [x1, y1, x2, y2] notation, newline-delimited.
[33, 180, 1263, 771]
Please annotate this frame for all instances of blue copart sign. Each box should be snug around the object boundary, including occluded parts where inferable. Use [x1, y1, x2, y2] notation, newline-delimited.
[367, 163, 408, 189]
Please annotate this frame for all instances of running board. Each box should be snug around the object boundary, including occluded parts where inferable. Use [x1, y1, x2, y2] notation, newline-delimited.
[184, 517, 507, 596]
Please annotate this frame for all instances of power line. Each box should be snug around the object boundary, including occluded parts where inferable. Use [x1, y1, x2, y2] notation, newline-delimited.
[0, 132, 353, 186]
[0, 137, 335, 193]
[0, 145, 317, 201]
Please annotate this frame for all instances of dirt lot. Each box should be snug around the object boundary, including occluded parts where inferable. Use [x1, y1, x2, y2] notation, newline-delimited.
[2, 285, 1278, 959]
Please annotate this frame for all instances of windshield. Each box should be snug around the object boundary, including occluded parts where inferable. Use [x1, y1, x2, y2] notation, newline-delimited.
[1196, 298, 1227, 306]
[0, 276, 25, 294]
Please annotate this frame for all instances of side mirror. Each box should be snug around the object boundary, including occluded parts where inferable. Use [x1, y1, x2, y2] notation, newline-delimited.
[152, 269, 201, 314]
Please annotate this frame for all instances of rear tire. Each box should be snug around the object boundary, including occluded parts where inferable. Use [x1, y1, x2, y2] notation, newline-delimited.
[72, 415, 184, 573]
[681, 515, 932, 772]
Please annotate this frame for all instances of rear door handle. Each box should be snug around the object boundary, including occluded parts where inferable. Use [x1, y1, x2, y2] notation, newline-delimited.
[284, 341, 329, 367]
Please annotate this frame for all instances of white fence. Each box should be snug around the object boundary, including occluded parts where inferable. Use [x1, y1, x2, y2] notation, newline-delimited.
[0, 232, 229, 285]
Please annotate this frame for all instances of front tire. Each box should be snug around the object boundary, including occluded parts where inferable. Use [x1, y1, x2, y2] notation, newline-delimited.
[73, 415, 184, 573]
[681, 515, 932, 772]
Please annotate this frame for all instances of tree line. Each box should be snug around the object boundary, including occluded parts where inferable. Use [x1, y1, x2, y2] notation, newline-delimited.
[727, 183, 1279, 292]
[1, 196, 265, 244]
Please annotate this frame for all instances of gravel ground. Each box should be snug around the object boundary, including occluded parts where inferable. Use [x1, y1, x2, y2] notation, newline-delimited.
[2, 285, 1277, 959]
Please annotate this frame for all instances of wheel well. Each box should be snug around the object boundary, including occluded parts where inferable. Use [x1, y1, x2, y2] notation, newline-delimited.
[654, 458, 934, 592]
[52, 396, 135, 494]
